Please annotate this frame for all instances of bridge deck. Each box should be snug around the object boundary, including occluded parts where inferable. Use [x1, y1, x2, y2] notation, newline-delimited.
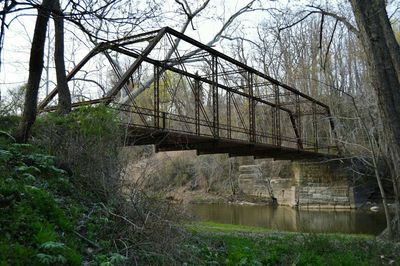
[126, 126, 335, 160]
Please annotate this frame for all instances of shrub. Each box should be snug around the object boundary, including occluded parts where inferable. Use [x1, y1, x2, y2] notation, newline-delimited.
[33, 105, 123, 203]
[31, 105, 189, 264]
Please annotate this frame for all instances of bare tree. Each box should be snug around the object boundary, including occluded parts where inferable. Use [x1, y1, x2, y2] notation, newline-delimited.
[8, 0, 160, 141]
[262, 0, 400, 240]
[53, 0, 71, 114]
[14, 0, 53, 142]
[350, 1, 400, 240]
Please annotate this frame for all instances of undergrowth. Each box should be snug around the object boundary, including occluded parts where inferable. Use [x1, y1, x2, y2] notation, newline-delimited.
[1, 106, 187, 265]
[2, 107, 399, 265]
[0, 142, 83, 265]
[185, 223, 400, 265]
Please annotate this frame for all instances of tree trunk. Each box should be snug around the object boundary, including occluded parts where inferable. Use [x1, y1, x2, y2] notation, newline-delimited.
[53, 0, 71, 114]
[350, 0, 400, 240]
[14, 0, 53, 143]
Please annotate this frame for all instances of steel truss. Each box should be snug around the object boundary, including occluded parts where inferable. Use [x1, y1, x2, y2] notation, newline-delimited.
[39, 27, 339, 160]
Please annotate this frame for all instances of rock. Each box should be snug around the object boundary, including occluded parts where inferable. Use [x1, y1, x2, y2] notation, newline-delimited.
[370, 206, 380, 212]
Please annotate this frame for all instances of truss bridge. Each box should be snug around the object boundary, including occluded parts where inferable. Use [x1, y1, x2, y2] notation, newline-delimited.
[39, 27, 339, 160]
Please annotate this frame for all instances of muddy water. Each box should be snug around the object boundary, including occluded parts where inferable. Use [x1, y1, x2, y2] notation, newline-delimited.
[188, 203, 386, 235]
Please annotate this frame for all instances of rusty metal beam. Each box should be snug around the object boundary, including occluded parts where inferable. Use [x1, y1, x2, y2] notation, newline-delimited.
[109, 46, 295, 115]
[163, 27, 330, 110]
[40, 97, 111, 112]
[38, 43, 106, 111]
[104, 28, 167, 104]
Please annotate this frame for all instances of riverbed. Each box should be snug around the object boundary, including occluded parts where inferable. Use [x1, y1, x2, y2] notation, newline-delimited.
[188, 203, 386, 235]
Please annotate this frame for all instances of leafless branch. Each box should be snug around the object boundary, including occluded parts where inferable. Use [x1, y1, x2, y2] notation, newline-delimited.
[119, 0, 258, 104]
[278, 11, 318, 32]
[322, 19, 338, 70]
[319, 14, 324, 49]
[306, 5, 359, 36]
[278, 6, 359, 38]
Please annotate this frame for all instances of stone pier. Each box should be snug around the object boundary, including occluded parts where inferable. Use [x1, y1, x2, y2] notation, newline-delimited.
[239, 160, 356, 209]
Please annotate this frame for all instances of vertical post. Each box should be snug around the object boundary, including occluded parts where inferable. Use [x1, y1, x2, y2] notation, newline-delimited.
[154, 65, 160, 128]
[195, 77, 200, 135]
[212, 56, 219, 138]
[295, 94, 302, 149]
[312, 102, 318, 152]
[327, 107, 342, 156]
[274, 85, 281, 146]
[162, 111, 166, 129]
[248, 72, 255, 142]
[272, 107, 276, 145]
[227, 91, 231, 139]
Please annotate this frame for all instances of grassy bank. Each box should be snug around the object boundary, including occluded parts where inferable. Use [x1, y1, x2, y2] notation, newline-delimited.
[2, 140, 400, 265]
[185, 222, 400, 265]
[0, 142, 132, 265]
[0, 109, 187, 265]
[2, 109, 399, 265]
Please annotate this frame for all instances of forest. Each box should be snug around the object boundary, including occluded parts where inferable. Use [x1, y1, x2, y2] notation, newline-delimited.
[1, 0, 400, 265]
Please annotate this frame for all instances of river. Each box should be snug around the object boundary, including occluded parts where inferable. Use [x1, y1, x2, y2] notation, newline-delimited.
[188, 203, 386, 235]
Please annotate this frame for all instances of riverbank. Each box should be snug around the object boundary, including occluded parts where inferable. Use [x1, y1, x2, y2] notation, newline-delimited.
[185, 222, 400, 265]
[165, 185, 273, 205]
[166, 185, 393, 213]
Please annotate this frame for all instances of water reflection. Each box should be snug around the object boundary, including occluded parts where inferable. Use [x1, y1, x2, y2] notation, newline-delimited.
[188, 204, 386, 235]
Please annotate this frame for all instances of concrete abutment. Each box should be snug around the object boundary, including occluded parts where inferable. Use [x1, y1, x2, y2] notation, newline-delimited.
[239, 160, 356, 209]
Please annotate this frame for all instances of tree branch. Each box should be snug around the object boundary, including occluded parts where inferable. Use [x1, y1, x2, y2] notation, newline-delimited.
[306, 5, 360, 37]
[119, 0, 258, 104]
[279, 6, 359, 38]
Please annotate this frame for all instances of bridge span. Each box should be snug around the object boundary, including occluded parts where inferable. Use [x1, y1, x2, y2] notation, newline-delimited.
[39, 27, 339, 160]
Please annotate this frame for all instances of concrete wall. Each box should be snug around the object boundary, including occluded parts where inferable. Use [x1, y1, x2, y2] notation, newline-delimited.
[238, 160, 355, 209]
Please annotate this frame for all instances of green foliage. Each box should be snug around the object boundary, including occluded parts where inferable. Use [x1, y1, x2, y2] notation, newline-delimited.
[182, 222, 400, 265]
[0, 143, 83, 265]
[33, 105, 123, 202]
[95, 253, 128, 266]
[0, 115, 20, 133]
[0, 108, 188, 265]
[0, 140, 131, 265]
[34, 104, 120, 153]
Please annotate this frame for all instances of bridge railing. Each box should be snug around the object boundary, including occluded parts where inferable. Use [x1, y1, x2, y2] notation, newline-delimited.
[113, 102, 335, 154]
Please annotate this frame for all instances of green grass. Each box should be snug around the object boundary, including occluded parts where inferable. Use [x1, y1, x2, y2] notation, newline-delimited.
[187, 221, 272, 233]
[183, 222, 399, 266]
[188, 221, 374, 238]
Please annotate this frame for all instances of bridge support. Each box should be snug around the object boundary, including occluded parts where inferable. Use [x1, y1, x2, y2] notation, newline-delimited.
[239, 160, 356, 209]
[212, 56, 219, 138]
[154, 65, 160, 128]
